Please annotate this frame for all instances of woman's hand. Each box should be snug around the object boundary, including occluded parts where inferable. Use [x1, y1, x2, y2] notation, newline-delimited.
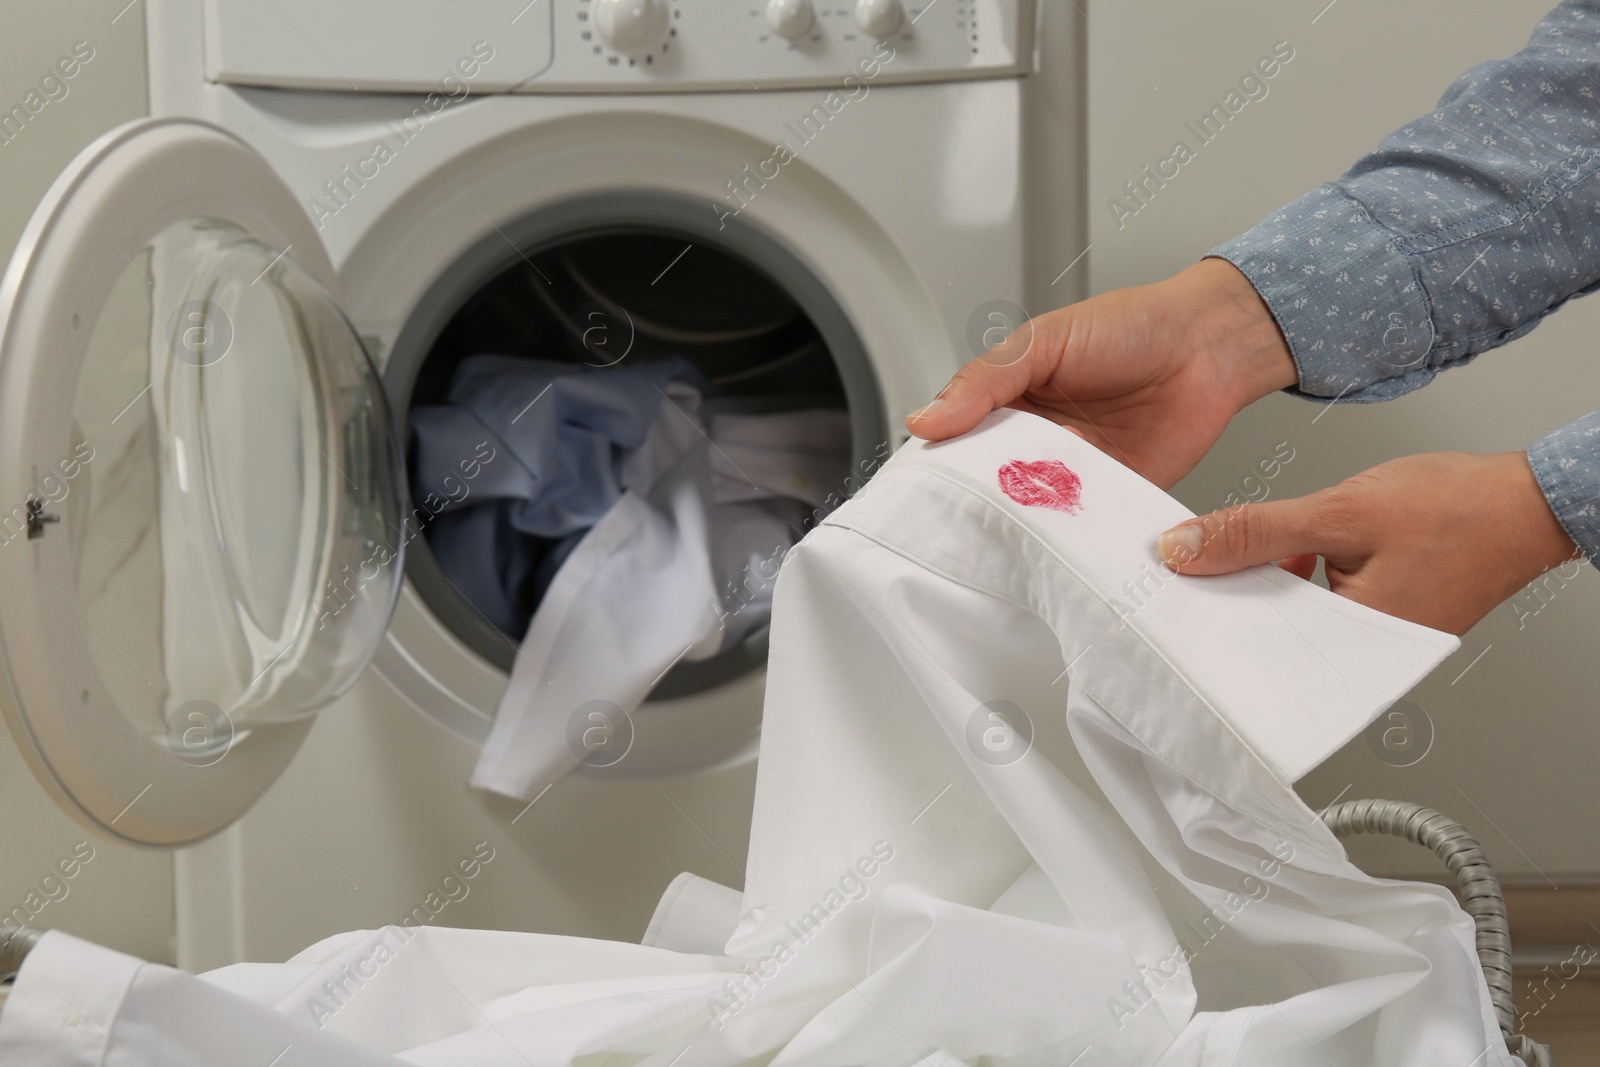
[1155, 451, 1582, 635]
[906, 258, 1299, 490]
[911, 260, 1581, 633]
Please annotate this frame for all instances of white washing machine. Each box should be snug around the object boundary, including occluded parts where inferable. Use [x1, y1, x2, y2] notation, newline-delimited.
[0, 0, 1068, 972]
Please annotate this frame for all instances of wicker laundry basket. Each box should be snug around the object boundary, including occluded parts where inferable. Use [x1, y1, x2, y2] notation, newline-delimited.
[1322, 799, 1552, 1066]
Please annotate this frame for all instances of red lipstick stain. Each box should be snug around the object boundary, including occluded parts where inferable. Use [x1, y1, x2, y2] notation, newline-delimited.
[998, 459, 1082, 513]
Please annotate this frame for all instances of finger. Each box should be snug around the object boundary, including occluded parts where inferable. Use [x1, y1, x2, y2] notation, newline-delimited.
[906, 326, 1054, 441]
[1276, 553, 1319, 580]
[1156, 495, 1336, 575]
[1008, 396, 1090, 442]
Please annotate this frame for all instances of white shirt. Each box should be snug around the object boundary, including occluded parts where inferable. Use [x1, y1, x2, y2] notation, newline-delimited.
[0, 410, 1516, 1066]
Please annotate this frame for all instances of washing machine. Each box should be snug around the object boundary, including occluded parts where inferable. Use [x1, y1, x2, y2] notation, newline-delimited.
[0, 0, 1064, 972]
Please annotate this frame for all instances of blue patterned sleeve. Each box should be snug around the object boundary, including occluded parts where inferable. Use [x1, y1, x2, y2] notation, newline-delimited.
[1530, 412, 1600, 560]
[1205, 0, 1600, 561]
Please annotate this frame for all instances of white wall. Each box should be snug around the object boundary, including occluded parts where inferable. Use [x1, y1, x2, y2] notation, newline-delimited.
[0, 1, 173, 962]
[1086, 0, 1600, 880]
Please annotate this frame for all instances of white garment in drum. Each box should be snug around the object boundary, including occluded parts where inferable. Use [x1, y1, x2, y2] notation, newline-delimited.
[471, 389, 849, 800]
[0, 410, 1520, 1066]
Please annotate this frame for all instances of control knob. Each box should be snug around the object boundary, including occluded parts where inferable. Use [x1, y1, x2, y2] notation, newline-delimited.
[765, 0, 815, 39]
[593, 0, 672, 55]
[853, 0, 904, 38]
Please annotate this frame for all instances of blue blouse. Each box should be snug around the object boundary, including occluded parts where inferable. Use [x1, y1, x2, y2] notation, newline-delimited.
[1207, 0, 1600, 563]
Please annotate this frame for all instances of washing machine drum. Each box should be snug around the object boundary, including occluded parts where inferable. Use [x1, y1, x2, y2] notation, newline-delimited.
[557, 233, 804, 348]
[406, 229, 850, 634]
[398, 226, 858, 797]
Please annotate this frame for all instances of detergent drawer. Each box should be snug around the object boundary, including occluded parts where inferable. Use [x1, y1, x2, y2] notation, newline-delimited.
[202, 0, 555, 93]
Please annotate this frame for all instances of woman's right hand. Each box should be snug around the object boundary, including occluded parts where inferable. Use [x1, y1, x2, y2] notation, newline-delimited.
[905, 258, 1300, 490]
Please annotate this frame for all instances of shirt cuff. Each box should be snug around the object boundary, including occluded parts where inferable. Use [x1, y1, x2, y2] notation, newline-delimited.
[0, 931, 141, 1067]
[1529, 409, 1600, 565]
[1206, 184, 1441, 403]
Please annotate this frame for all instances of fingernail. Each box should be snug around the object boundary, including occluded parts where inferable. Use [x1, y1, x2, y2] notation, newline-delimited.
[1157, 525, 1203, 567]
[908, 397, 943, 423]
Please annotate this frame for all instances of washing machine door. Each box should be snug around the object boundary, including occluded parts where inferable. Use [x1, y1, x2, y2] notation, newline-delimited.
[0, 118, 405, 846]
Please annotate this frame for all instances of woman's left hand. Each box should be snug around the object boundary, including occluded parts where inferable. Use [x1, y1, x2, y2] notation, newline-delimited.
[1154, 451, 1582, 635]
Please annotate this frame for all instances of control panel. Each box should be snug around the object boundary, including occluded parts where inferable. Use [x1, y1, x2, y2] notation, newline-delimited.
[203, 0, 1035, 93]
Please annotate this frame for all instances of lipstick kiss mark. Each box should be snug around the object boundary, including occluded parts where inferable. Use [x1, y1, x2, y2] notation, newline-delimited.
[998, 459, 1082, 514]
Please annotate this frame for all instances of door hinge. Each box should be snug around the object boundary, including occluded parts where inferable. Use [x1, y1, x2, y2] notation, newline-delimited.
[26, 497, 59, 539]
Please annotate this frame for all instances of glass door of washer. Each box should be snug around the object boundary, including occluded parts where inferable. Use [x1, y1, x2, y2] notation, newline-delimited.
[0, 118, 405, 846]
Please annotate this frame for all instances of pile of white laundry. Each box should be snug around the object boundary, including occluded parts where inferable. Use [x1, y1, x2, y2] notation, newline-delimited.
[0, 410, 1522, 1065]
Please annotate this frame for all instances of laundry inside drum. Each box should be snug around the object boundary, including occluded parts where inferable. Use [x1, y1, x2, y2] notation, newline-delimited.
[404, 231, 855, 700]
